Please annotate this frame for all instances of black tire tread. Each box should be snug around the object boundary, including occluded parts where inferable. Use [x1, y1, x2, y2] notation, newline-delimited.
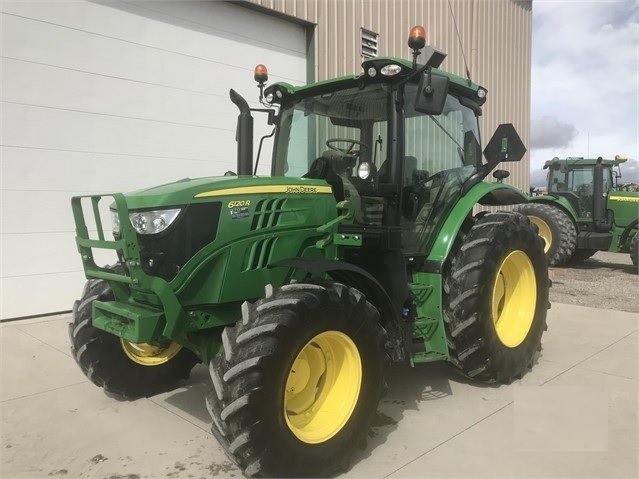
[69, 264, 199, 399]
[444, 212, 550, 383]
[515, 203, 577, 266]
[206, 282, 386, 478]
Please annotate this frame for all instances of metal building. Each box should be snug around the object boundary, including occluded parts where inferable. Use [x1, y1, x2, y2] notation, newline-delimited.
[0, 0, 532, 319]
[247, 0, 532, 187]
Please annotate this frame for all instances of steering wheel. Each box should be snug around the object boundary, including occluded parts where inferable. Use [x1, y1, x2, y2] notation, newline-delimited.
[326, 138, 369, 156]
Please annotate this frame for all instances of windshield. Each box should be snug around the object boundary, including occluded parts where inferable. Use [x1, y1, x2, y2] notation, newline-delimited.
[272, 83, 390, 177]
[273, 82, 480, 182]
[404, 83, 481, 181]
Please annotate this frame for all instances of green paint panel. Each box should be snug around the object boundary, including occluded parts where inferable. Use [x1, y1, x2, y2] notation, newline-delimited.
[427, 182, 528, 263]
[92, 300, 164, 343]
[608, 192, 639, 228]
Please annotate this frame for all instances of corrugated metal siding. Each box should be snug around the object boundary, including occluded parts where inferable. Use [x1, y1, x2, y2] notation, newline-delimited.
[246, 0, 532, 190]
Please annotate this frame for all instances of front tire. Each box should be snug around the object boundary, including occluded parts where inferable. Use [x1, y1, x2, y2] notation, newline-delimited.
[69, 266, 199, 399]
[444, 212, 550, 383]
[206, 282, 387, 477]
[630, 233, 638, 267]
[515, 203, 577, 266]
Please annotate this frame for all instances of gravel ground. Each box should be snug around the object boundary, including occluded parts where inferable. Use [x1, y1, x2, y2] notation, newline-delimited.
[549, 250, 639, 313]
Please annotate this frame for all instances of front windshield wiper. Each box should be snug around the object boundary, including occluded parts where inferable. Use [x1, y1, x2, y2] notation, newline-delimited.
[427, 115, 464, 162]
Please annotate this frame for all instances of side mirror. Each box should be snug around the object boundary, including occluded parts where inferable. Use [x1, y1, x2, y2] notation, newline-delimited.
[461, 123, 527, 194]
[414, 71, 450, 115]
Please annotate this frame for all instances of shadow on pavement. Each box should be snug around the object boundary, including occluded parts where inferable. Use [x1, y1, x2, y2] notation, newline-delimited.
[148, 359, 511, 475]
[350, 361, 455, 468]
[565, 258, 637, 275]
[160, 364, 213, 425]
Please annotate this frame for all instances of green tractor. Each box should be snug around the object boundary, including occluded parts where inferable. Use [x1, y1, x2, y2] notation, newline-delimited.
[516, 156, 639, 267]
[70, 27, 549, 477]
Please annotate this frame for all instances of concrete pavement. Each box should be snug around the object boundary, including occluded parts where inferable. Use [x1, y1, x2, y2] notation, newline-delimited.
[1, 302, 637, 478]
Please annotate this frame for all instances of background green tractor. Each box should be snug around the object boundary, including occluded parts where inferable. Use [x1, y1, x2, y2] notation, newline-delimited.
[70, 27, 549, 477]
[516, 157, 639, 267]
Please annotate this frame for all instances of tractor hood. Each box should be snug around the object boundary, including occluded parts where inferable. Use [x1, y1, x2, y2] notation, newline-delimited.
[121, 176, 333, 210]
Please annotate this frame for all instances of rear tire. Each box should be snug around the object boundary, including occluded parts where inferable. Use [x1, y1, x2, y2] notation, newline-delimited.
[206, 282, 387, 477]
[630, 233, 638, 267]
[444, 212, 550, 383]
[515, 203, 577, 266]
[69, 265, 199, 399]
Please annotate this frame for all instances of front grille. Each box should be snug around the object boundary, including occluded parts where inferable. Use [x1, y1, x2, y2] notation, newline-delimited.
[138, 202, 221, 281]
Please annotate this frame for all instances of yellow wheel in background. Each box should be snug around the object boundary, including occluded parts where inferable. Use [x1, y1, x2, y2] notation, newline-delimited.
[528, 215, 552, 253]
[492, 250, 537, 348]
[515, 203, 577, 266]
[120, 339, 183, 366]
[284, 331, 362, 444]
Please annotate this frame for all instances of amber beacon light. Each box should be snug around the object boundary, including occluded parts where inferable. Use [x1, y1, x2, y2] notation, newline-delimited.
[254, 64, 268, 84]
[254, 64, 269, 102]
[408, 25, 426, 50]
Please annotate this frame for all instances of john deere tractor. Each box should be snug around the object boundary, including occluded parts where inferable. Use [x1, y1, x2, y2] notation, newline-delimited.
[516, 156, 639, 267]
[70, 27, 549, 477]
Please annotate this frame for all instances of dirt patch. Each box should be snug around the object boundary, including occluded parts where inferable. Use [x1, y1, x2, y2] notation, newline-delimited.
[549, 251, 638, 313]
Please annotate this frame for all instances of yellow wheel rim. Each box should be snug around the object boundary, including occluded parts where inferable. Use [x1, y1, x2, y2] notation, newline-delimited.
[528, 215, 552, 253]
[284, 331, 362, 444]
[120, 339, 183, 366]
[492, 250, 537, 348]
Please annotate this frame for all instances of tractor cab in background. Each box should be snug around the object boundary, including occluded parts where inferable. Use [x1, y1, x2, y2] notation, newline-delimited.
[517, 155, 638, 266]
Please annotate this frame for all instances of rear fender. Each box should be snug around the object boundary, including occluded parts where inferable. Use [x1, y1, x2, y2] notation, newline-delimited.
[427, 183, 529, 267]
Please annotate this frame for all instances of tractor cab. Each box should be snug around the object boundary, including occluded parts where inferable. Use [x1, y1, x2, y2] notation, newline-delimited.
[241, 27, 524, 262]
[543, 156, 628, 230]
[267, 62, 482, 255]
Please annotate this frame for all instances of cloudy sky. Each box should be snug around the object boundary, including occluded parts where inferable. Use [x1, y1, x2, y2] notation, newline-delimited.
[530, 0, 639, 185]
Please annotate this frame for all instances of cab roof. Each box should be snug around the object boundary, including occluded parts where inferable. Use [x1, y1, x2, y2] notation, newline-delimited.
[543, 156, 628, 169]
[265, 56, 485, 105]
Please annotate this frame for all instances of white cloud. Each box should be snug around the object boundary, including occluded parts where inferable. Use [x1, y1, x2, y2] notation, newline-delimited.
[531, 116, 578, 149]
[531, 1, 639, 169]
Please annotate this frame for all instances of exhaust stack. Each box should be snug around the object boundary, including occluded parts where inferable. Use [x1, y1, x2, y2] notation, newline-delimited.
[229, 89, 253, 176]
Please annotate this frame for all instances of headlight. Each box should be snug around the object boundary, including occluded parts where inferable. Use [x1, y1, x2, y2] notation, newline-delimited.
[380, 64, 402, 76]
[111, 208, 181, 235]
[111, 209, 121, 235]
[127, 208, 181, 235]
[129, 208, 181, 235]
[358, 162, 372, 179]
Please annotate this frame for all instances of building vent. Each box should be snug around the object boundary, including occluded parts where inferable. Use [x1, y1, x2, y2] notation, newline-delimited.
[361, 28, 379, 59]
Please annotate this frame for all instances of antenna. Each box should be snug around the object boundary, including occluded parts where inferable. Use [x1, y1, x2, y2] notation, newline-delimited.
[448, 0, 472, 84]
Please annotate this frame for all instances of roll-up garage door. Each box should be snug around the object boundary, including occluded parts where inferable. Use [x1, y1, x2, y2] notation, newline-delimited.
[1, 0, 307, 319]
